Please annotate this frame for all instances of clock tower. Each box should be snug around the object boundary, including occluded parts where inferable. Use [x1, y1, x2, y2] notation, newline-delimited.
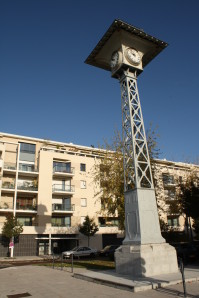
[85, 19, 178, 277]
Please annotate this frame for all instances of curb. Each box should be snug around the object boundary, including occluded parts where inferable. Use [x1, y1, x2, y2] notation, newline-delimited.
[73, 272, 199, 293]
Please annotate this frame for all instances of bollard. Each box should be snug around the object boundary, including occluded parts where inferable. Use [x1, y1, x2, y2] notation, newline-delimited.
[71, 253, 74, 273]
[52, 252, 55, 269]
[61, 253, 63, 271]
[178, 257, 187, 298]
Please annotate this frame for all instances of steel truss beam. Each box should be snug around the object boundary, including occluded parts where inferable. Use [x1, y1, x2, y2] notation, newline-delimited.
[120, 70, 153, 190]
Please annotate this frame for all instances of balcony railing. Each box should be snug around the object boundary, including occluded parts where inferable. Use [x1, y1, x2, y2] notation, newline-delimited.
[51, 223, 71, 227]
[16, 203, 37, 211]
[52, 203, 74, 212]
[19, 164, 38, 173]
[0, 202, 13, 209]
[52, 184, 75, 193]
[53, 166, 74, 174]
[17, 184, 38, 191]
[4, 162, 16, 170]
[2, 182, 15, 189]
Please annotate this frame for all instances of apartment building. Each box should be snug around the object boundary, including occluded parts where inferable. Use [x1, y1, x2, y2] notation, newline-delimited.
[0, 132, 198, 256]
[152, 159, 199, 233]
[0, 132, 121, 256]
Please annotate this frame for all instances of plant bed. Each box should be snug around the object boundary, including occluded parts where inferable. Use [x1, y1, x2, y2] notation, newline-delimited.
[39, 259, 115, 270]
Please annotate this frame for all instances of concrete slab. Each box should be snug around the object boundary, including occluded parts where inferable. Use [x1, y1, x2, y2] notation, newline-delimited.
[74, 265, 199, 293]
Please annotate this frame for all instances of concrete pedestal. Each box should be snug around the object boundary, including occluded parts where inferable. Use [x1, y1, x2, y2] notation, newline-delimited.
[115, 243, 178, 277]
[115, 189, 178, 277]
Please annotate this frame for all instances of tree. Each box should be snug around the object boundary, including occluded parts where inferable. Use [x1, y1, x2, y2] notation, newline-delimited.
[79, 216, 99, 246]
[179, 174, 199, 219]
[193, 218, 199, 239]
[178, 174, 199, 240]
[93, 126, 160, 230]
[2, 214, 23, 257]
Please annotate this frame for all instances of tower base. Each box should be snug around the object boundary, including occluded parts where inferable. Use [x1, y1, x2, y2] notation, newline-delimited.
[115, 243, 178, 277]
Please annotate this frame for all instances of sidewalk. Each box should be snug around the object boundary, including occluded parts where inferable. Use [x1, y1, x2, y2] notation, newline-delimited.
[0, 257, 199, 296]
[0, 265, 199, 298]
[0, 255, 45, 262]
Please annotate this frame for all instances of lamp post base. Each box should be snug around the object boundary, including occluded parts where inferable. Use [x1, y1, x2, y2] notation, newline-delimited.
[115, 243, 178, 277]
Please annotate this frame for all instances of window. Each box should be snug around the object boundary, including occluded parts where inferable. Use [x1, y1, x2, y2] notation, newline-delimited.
[98, 217, 119, 227]
[19, 163, 35, 172]
[179, 176, 183, 183]
[80, 163, 86, 172]
[164, 188, 176, 200]
[19, 142, 35, 162]
[81, 198, 87, 207]
[17, 217, 32, 226]
[16, 198, 36, 210]
[51, 216, 71, 227]
[80, 180, 86, 189]
[53, 161, 72, 174]
[20, 143, 35, 154]
[162, 174, 175, 186]
[167, 217, 179, 227]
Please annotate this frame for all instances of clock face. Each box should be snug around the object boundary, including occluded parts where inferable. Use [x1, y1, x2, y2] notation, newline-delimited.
[125, 48, 141, 65]
[110, 51, 119, 68]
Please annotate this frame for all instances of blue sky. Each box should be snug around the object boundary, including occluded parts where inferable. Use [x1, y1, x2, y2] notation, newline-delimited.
[0, 0, 199, 163]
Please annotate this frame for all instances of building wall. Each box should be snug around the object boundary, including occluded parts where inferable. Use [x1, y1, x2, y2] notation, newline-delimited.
[0, 132, 120, 256]
[0, 132, 198, 256]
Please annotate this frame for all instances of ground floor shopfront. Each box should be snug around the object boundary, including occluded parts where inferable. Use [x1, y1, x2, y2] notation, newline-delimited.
[0, 234, 79, 257]
[0, 233, 124, 257]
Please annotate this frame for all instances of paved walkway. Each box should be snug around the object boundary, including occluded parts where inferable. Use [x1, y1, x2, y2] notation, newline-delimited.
[0, 264, 199, 298]
[0, 255, 51, 262]
[75, 265, 199, 293]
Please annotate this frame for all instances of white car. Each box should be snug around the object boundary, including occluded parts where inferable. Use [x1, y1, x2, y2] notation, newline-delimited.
[62, 246, 98, 258]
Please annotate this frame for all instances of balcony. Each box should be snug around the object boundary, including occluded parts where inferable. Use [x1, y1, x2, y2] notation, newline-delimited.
[18, 164, 39, 177]
[52, 203, 74, 213]
[3, 162, 16, 173]
[53, 165, 75, 177]
[17, 182, 38, 193]
[0, 201, 13, 211]
[1, 181, 15, 192]
[16, 202, 37, 213]
[52, 184, 75, 195]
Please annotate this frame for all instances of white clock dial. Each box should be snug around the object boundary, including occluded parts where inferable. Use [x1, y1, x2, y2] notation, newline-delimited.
[110, 51, 119, 68]
[125, 48, 141, 65]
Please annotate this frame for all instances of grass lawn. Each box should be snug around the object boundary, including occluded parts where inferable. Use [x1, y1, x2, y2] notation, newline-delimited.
[39, 258, 115, 270]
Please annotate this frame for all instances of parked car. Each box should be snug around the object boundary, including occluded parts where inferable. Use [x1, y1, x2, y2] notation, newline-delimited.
[99, 245, 120, 260]
[62, 246, 98, 259]
[171, 242, 199, 264]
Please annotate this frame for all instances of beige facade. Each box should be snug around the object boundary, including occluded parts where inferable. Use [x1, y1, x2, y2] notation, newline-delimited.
[0, 132, 198, 256]
[0, 132, 121, 256]
[152, 159, 199, 232]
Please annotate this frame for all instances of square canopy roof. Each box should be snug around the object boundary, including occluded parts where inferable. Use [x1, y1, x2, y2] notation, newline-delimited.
[85, 19, 168, 73]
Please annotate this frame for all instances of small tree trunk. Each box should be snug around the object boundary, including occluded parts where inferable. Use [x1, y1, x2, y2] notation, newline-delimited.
[88, 236, 90, 247]
[188, 217, 193, 242]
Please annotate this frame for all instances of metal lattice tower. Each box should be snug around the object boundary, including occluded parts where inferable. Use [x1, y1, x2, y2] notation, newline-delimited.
[120, 70, 153, 191]
[85, 20, 179, 278]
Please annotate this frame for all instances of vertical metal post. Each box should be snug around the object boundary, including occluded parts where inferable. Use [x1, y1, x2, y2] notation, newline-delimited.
[179, 258, 187, 297]
[71, 254, 73, 273]
[48, 233, 51, 255]
[61, 252, 63, 271]
[52, 252, 55, 269]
